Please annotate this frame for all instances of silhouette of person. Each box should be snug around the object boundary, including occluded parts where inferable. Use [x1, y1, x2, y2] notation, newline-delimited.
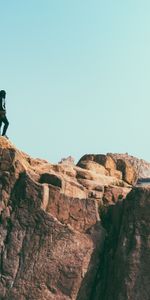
[0, 90, 9, 138]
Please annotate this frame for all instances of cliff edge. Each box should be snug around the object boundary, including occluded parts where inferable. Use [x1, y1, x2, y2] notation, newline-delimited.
[0, 137, 149, 300]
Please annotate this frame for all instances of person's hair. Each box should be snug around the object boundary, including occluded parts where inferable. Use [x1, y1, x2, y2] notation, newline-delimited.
[0, 90, 6, 97]
[0, 90, 6, 98]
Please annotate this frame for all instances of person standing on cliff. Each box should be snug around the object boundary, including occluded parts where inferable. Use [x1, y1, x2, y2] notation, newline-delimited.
[0, 90, 9, 138]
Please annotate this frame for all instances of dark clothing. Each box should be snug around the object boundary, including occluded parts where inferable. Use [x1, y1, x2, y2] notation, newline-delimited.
[0, 97, 6, 111]
[0, 97, 9, 136]
[0, 114, 9, 136]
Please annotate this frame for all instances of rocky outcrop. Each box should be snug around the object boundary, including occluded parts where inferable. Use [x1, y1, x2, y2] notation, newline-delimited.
[0, 138, 150, 300]
[92, 187, 150, 300]
[77, 153, 150, 185]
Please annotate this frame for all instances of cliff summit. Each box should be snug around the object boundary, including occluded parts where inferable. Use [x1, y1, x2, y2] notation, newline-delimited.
[0, 137, 150, 300]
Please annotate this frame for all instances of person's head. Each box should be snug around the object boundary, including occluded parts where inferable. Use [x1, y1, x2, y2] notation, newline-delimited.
[0, 90, 6, 99]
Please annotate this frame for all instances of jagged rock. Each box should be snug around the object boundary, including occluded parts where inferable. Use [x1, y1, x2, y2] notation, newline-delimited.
[116, 159, 137, 185]
[92, 187, 150, 300]
[77, 160, 109, 176]
[78, 153, 150, 185]
[103, 185, 131, 205]
[59, 156, 75, 165]
[108, 169, 122, 180]
[1, 187, 105, 300]
[0, 137, 150, 299]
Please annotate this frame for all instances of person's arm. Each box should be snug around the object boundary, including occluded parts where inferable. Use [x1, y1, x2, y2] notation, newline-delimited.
[2, 98, 6, 111]
[0, 98, 6, 112]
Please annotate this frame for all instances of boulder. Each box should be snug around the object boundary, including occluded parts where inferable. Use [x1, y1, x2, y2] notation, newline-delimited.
[77, 160, 108, 175]
[116, 158, 137, 185]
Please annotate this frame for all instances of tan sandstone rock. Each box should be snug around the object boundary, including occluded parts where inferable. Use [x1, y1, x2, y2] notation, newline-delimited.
[0, 137, 150, 300]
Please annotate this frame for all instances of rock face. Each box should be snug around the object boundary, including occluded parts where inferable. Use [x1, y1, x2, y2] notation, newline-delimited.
[92, 187, 150, 300]
[0, 138, 150, 300]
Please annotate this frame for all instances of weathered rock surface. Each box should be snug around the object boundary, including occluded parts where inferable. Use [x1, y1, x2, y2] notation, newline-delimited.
[78, 153, 150, 185]
[0, 138, 150, 299]
[92, 187, 150, 300]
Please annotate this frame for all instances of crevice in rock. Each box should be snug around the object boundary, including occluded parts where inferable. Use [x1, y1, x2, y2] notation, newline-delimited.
[87, 198, 126, 300]
[39, 173, 62, 188]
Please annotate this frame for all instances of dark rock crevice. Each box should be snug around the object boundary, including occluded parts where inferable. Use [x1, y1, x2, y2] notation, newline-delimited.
[39, 173, 62, 188]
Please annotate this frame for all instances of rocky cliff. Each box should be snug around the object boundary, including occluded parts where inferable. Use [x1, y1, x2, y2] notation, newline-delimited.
[0, 137, 149, 300]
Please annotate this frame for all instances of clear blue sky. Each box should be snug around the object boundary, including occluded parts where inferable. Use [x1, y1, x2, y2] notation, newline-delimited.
[1, 1, 150, 163]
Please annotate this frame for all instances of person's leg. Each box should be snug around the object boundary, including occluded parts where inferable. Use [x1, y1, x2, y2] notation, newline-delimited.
[0, 118, 2, 135]
[2, 116, 9, 136]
